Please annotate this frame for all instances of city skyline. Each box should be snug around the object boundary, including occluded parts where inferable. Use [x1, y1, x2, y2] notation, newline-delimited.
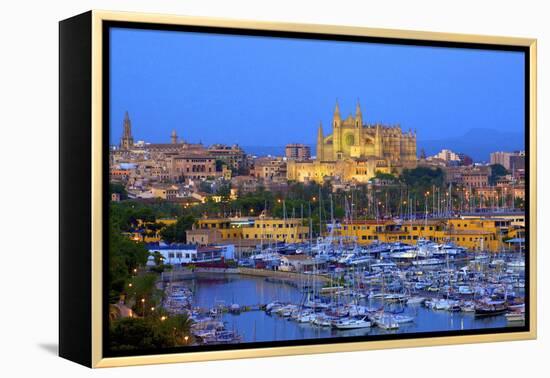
[109, 28, 525, 151]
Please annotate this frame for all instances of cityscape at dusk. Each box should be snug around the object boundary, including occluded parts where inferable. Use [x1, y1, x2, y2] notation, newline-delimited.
[107, 28, 527, 353]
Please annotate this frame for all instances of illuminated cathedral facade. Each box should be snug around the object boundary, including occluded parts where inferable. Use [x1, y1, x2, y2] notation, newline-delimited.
[287, 101, 417, 183]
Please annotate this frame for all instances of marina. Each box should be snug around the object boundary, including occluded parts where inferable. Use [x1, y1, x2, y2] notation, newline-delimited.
[159, 238, 525, 345]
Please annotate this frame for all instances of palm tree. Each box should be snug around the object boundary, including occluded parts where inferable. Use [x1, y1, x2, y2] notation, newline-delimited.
[167, 313, 194, 345]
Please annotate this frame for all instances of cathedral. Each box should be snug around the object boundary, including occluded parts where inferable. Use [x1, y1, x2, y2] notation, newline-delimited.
[287, 101, 417, 183]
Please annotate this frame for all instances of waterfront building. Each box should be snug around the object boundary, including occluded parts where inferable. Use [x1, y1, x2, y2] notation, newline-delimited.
[192, 217, 309, 244]
[146, 243, 235, 264]
[336, 217, 518, 251]
[285, 143, 311, 161]
[147, 243, 197, 264]
[193, 217, 255, 240]
[287, 101, 417, 183]
[241, 218, 309, 243]
[196, 245, 235, 262]
[279, 255, 317, 272]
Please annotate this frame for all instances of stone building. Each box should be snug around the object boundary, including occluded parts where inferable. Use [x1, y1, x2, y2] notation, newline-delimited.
[285, 143, 311, 160]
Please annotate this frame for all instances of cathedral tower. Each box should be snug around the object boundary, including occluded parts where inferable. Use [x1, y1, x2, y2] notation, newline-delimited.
[332, 100, 342, 160]
[171, 129, 178, 144]
[354, 99, 362, 147]
[317, 122, 324, 161]
[120, 111, 134, 150]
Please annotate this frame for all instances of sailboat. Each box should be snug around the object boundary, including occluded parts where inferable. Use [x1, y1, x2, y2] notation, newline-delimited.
[333, 316, 372, 329]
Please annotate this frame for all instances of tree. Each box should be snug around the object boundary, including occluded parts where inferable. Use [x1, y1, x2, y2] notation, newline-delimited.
[159, 214, 196, 243]
[110, 182, 128, 200]
[109, 223, 149, 302]
[373, 171, 398, 182]
[126, 273, 164, 317]
[216, 182, 232, 202]
[164, 313, 195, 345]
[489, 164, 508, 185]
[401, 167, 445, 189]
[109, 317, 174, 351]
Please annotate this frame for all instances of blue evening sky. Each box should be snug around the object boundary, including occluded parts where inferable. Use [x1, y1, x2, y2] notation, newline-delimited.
[109, 27, 525, 148]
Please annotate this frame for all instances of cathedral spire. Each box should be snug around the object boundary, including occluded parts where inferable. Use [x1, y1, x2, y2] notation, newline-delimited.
[317, 121, 324, 161]
[355, 98, 363, 128]
[171, 129, 178, 144]
[333, 99, 341, 120]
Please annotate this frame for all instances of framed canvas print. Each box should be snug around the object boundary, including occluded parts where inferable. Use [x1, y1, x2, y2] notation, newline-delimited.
[59, 10, 537, 368]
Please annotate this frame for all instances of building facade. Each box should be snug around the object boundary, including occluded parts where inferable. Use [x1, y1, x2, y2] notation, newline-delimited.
[337, 217, 514, 252]
[285, 143, 311, 160]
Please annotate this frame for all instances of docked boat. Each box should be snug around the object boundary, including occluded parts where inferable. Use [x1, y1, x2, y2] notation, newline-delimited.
[412, 258, 444, 266]
[393, 314, 415, 324]
[373, 313, 400, 330]
[474, 301, 508, 317]
[406, 296, 426, 305]
[505, 311, 525, 323]
[333, 316, 372, 329]
[507, 260, 525, 269]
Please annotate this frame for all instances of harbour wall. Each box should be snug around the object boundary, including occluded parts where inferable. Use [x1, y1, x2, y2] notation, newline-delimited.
[159, 267, 329, 284]
[238, 267, 330, 283]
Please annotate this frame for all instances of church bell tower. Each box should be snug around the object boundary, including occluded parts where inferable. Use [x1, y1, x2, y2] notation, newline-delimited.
[120, 111, 134, 150]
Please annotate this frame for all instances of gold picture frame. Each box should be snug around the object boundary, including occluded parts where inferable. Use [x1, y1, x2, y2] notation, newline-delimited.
[59, 10, 537, 368]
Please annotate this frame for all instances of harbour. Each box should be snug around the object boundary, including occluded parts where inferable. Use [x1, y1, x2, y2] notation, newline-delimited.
[159, 241, 525, 345]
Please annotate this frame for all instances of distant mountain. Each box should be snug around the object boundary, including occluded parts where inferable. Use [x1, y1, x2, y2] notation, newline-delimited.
[419, 128, 525, 162]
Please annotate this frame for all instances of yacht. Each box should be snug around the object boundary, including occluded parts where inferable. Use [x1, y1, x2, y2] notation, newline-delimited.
[333, 316, 372, 329]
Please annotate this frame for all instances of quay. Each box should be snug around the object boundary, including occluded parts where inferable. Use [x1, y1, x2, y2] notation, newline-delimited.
[160, 266, 330, 284]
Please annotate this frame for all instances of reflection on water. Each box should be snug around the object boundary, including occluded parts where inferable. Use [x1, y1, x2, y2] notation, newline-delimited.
[183, 274, 510, 343]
